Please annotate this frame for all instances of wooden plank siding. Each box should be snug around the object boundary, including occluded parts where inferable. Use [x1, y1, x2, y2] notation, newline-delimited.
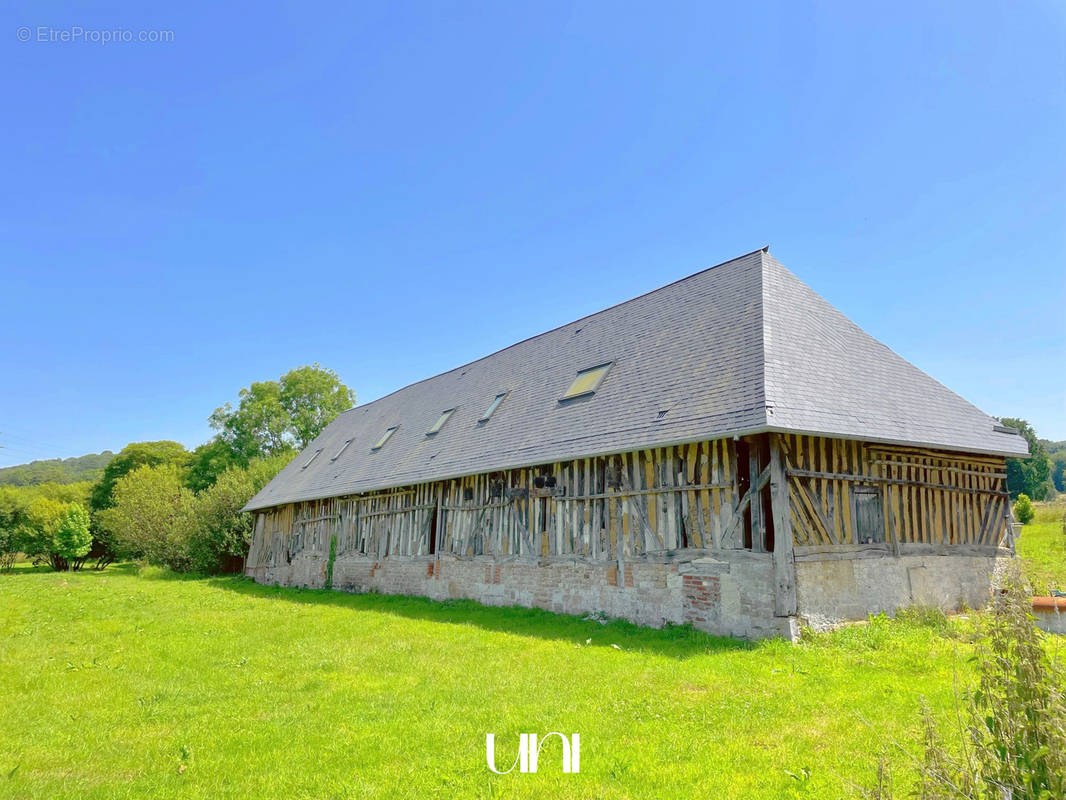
[251, 434, 1013, 569]
[778, 434, 1011, 550]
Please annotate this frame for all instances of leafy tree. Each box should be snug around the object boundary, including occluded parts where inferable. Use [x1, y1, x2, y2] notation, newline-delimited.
[16, 497, 92, 571]
[209, 364, 354, 464]
[51, 504, 92, 569]
[0, 526, 17, 572]
[1043, 440, 1066, 494]
[1000, 418, 1053, 501]
[185, 439, 241, 493]
[95, 464, 197, 571]
[280, 364, 356, 449]
[88, 441, 190, 568]
[89, 441, 191, 511]
[188, 453, 291, 573]
[1013, 493, 1034, 525]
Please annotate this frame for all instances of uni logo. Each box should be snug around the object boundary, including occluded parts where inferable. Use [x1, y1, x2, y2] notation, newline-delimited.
[485, 732, 580, 774]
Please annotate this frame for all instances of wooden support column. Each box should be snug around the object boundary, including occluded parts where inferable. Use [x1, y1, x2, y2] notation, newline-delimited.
[769, 434, 797, 617]
[748, 437, 765, 552]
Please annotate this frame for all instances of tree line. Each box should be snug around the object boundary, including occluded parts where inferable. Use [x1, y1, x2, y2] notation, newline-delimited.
[0, 451, 114, 487]
[0, 364, 354, 574]
[999, 417, 1062, 502]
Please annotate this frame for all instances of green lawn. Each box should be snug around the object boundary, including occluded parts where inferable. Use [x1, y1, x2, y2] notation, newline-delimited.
[1, 520, 1062, 799]
[1018, 501, 1066, 595]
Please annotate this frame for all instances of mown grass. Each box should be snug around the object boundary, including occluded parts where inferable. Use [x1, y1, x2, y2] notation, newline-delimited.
[1, 517, 1063, 800]
[1018, 500, 1066, 595]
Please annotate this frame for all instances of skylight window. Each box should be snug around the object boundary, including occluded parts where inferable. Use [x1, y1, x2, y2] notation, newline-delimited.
[302, 449, 322, 469]
[331, 439, 353, 461]
[371, 426, 398, 451]
[426, 408, 455, 436]
[479, 392, 508, 422]
[562, 362, 612, 400]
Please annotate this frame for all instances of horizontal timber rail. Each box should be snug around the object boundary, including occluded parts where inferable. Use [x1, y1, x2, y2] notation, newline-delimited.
[786, 468, 1010, 498]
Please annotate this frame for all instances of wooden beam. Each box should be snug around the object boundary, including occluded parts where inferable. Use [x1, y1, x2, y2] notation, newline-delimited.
[748, 437, 765, 552]
[770, 434, 797, 617]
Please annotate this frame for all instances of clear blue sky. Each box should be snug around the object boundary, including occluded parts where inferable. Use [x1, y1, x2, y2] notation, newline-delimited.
[2, 1, 1064, 467]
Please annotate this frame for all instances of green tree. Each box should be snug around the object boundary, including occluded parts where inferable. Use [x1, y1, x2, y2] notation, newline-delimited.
[0, 483, 94, 570]
[95, 464, 197, 571]
[90, 441, 191, 511]
[208, 364, 353, 464]
[1000, 418, 1053, 501]
[52, 504, 92, 569]
[89, 441, 190, 569]
[185, 439, 241, 493]
[279, 364, 356, 449]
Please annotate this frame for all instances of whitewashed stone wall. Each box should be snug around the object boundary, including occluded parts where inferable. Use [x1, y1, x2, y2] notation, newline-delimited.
[794, 549, 1012, 630]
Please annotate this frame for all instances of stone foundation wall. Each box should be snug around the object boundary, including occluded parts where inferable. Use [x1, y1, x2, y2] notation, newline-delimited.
[795, 548, 1012, 630]
[248, 550, 796, 640]
[246, 546, 1014, 639]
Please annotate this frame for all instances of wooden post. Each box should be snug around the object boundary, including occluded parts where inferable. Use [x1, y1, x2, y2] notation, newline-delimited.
[769, 434, 797, 617]
[748, 437, 765, 552]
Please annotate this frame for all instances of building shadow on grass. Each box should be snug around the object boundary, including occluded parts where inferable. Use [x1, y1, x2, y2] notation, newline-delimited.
[206, 575, 758, 660]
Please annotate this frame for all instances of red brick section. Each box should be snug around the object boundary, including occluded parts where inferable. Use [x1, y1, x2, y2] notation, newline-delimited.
[683, 575, 720, 624]
[493, 565, 502, 585]
[426, 561, 435, 578]
[623, 566, 634, 588]
[606, 566, 618, 586]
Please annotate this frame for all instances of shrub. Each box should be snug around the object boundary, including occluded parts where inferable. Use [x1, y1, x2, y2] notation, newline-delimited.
[0, 526, 18, 572]
[1014, 493, 1035, 525]
[188, 453, 290, 574]
[96, 464, 197, 571]
[869, 570, 1066, 799]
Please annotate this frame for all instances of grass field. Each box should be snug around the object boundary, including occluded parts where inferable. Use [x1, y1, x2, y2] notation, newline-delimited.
[1017, 500, 1066, 595]
[1, 516, 1063, 799]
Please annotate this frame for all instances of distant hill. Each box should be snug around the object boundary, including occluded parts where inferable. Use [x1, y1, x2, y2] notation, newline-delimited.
[0, 451, 114, 486]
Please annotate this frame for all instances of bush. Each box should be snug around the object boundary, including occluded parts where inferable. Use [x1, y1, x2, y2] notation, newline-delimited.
[1014, 493, 1035, 525]
[188, 453, 289, 574]
[96, 464, 197, 571]
[0, 526, 18, 572]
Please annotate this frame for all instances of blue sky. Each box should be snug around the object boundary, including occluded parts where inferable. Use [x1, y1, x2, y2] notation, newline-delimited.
[2, 1, 1064, 467]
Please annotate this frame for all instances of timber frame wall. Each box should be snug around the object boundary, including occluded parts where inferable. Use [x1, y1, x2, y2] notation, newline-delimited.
[246, 433, 1013, 624]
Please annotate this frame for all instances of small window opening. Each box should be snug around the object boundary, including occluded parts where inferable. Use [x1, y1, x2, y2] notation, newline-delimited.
[426, 409, 455, 436]
[331, 439, 353, 461]
[853, 487, 885, 544]
[371, 426, 398, 451]
[479, 392, 508, 422]
[562, 362, 612, 400]
[302, 449, 322, 469]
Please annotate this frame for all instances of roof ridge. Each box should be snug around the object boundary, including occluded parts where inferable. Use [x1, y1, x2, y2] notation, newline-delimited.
[343, 246, 771, 415]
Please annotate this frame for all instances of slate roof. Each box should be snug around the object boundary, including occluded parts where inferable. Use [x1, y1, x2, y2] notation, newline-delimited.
[244, 248, 1027, 511]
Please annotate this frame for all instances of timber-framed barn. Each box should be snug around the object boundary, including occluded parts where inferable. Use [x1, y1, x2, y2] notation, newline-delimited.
[243, 248, 1028, 638]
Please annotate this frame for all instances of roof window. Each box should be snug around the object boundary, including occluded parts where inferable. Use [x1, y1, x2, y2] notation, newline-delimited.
[562, 362, 612, 400]
[479, 392, 508, 422]
[301, 449, 322, 469]
[426, 409, 455, 436]
[371, 426, 398, 450]
[331, 439, 353, 461]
